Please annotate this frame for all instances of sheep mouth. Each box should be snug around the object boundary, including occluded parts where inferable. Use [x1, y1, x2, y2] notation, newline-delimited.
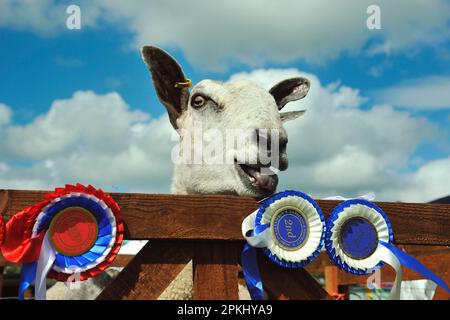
[235, 160, 279, 195]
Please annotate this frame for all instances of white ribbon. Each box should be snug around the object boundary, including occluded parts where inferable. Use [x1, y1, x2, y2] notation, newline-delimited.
[372, 244, 402, 300]
[34, 232, 56, 300]
[241, 210, 270, 248]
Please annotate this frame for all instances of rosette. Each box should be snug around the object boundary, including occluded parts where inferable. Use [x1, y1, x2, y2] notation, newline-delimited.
[1, 184, 124, 300]
[325, 199, 449, 299]
[241, 190, 325, 299]
[326, 199, 393, 275]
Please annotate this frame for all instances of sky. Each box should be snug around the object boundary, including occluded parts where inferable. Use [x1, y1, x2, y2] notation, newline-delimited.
[0, 0, 449, 202]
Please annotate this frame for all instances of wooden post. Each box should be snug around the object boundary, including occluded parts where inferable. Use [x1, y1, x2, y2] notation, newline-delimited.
[193, 241, 239, 299]
[325, 266, 339, 295]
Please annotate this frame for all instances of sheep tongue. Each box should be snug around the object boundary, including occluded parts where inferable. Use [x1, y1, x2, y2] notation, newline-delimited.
[254, 171, 278, 192]
[246, 166, 278, 192]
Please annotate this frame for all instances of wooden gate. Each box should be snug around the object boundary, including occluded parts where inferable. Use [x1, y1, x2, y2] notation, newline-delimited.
[1, 190, 449, 299]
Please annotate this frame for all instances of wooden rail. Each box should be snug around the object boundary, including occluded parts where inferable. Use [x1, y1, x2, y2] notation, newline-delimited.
[1, 190, 449, 245]
[1, 190, 449, 300]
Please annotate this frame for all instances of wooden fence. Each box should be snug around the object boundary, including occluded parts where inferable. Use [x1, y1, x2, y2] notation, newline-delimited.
[1, 190, 449, 300]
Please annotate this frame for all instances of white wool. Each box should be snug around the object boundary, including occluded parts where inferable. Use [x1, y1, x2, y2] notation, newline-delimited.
[172, 79, 287, 198]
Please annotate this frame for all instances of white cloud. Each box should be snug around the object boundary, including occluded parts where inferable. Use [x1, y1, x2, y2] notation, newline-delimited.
[1, 0, 450, 70]
[375, 76, 450, 110]
[0, 70, 449, 202]
[0, 103, 12, 125]
[383, 157, 450, 202]
[0, 91, 175, 193]
[1, 91, 150, 160]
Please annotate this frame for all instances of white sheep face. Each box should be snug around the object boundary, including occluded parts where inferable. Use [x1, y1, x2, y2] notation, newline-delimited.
[142, 46, 310, 198]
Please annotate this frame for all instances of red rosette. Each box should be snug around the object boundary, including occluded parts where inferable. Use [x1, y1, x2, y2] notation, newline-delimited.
[1, 183, 124, 282]
[45, 184, 124, 282]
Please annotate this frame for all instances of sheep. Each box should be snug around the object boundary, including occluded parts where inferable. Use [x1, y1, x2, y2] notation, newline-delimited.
[47, 45, 310, 300]
[141, 46, 310, 300]
[142, 46, 309, 199]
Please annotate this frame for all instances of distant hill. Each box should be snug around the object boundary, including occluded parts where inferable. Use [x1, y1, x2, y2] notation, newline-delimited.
[429, 195, 450, 204]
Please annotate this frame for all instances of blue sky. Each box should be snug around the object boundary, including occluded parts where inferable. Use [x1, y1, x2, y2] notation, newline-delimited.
[0, 0, 449, 201]
[2, 26, 450, 123]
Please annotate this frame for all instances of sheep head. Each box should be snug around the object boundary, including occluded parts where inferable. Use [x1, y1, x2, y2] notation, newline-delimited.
[142, 46, 310, 198]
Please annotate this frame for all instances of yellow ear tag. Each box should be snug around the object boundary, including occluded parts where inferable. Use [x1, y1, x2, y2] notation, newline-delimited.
[174, 79, 192, 88]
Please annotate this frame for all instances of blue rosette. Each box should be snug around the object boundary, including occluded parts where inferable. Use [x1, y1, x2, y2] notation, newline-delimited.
[255, 190, 325, 267]
[241, 190, 325, 299]
[325, 199, 393, 274]
[325, 199, 450, 299]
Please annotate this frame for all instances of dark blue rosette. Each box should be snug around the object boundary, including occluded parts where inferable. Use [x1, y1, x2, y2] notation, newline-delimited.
[325, 199, 450, 299]
[325, 199, 393, 274]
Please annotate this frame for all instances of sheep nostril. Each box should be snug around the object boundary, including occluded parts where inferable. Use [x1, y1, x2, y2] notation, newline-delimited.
[280, 138, 288, 151]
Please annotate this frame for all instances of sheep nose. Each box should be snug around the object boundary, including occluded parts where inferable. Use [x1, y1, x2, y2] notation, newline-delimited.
[279, 136, 288, 150]
[278, 134, 289, 171]
[255, 128, 285, 147]
[256, 129, 270, 147]
[254, 129, 289, 169]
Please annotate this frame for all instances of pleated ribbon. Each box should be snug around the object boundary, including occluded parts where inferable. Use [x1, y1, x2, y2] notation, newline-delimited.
[1, 184, 123, 300]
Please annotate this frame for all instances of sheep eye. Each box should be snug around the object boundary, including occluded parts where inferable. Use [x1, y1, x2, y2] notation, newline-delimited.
[191, 94, 207, 108]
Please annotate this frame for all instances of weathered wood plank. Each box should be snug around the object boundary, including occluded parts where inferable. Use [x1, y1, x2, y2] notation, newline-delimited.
[257, 250, 330, 300]
[2, 190, 450, 245]
[0, 190, 8, 217]
[193, 241, 239, 300]
[97, 240, 192, 300]
[110, 254, 134, 268]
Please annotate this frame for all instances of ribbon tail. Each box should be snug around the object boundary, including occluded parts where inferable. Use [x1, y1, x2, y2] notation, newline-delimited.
[18, 262, 37, 300]
[240, 209, 271, 300]
[34, 232, 56, 300]
[241, 244, 264, 300]
[372, 243, 402, 300]
[379, 241, 450, 294]
[242, 210, 270, 248]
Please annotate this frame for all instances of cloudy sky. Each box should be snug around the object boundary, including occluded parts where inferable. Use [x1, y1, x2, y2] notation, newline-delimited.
[0, 0, 449, 202]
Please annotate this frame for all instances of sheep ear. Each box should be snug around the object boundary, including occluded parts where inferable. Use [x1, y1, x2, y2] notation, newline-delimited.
[269, 77, 310, 110]
[280, 110, 306, 123]
[141, 46, 190, 129]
